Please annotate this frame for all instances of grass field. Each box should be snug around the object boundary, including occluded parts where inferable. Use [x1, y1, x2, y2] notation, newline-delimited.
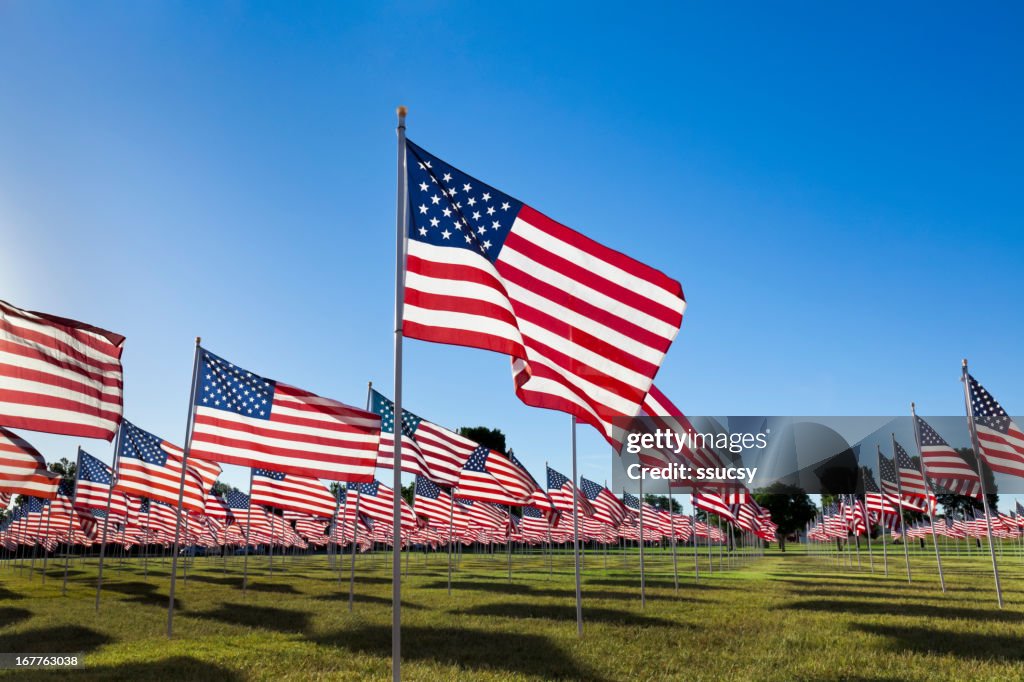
[1, 542, 1024, 681]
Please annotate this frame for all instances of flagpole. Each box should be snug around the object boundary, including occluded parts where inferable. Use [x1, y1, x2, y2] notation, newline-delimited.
[242, 468, 255, 594]
[447, 488, 454, 595]
[62, 446, 83, 595]
[637, 473, 646, 608]
[691, 496, 699, 581]
[864, 495, 874, 574]
[911, 402, 946, 592]
[888, 433, 913, 583]
[876, 446, 889, 577]
[390, 104, 409, 682]
[961, 359, 1004, 608]
[349, 491, 361, 611]
[670, 494, 678, 592]
[95, 423, 123, 611]
[166, 337, 203, 637]
[570, 416, 583, 636]
[268, 508, 275, 577]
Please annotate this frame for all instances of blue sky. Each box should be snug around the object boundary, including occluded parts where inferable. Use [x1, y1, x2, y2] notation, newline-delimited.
[2, 3, 1022, 508]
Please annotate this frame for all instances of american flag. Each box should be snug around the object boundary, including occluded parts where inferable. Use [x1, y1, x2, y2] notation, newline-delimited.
[966, 373, 1024, 478]
[75, 451, 129, 517]
[0, 426, 60, 499]
[413, 476, 454, 527]
[250, 468, 336, 519]
[457, 446, 542, 506]
[635, 385, 725, 473]
[370, 389, 475, 487]
[579, 476, 627, 527]
[893, 439, 930, 498]
[693, 492, 735, 521]
[914, 414, 982, 497]
[115, 420, 218, 514]
[203, 492, 234, 524]
[0, 300, 125, 441]
[878, 453, 926, 512]
[402, 142, 686, 445]
[282, 510, 328, 543]
[347, 480, 417, 530]
[455, 497, 507, 530]
[189, 348, 380, 481]
[546, 466, 596, 518]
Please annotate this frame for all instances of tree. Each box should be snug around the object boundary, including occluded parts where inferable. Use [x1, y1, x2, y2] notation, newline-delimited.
[753, 482, 817, 551]
[211, 481, 237, 496]
[936, 447, 997, 517]
[401, 482, 414, 506]
[457, 426, 507, 455]
[643, 495, 681, 512]
[49, 457, 77, 481]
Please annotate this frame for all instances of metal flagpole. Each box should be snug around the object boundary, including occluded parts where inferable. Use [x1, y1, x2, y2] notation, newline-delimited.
[889, 434, 912, 583]
[447, 489, 454, 595]
[670, 495, 678, 591]
[691, 496, 699, 581]
[570, 416, 583, 636]
[911, 402, 946, 592]
[268, 508, 275, 577]
[507, 505, 513, 582]
[864, 495, 874, 573]
[876, 446, 889, 577]
[349, 491, 361, 611]
[637, 474, 646, 608]
[962, 359, 1003, 608]
[390, 104, 408, 682]
[166, 337, 203, 637]
[243, 467, 255, 594]
[329, 487, 341, 571]
[95, 423, 124, 611]
[63, 446, 83, 595]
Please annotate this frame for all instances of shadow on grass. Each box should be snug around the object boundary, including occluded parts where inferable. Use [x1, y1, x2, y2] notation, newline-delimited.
[313, 593, 424, 609]
[583, 577, 729, 591]
[0, 625, 112, 653]
[455, 602, 685, 628]
[421, 580, 533, 595]
[784, 598, 1023, 623]
[312, 625, 607, 680]
[0, 607, 33, 628]
[854, 623, 1024, 661]
[0, 587, 25, 600]
[184, 574, 302, 594]
[14, 656, 244, 682]
[101, 581, 181, 609]
[191, 603, 311, 634]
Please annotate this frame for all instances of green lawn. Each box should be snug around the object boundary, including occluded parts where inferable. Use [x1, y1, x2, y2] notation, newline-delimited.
[1, 542, 1023, 681]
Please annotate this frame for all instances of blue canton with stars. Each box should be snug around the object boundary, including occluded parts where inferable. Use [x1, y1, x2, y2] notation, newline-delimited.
[546, 466, 570, 490]
[118, 420, 169, 466]
[415, 476, 443, 500]
[352, 480, 380, 497]
[623, 492, 640, 510]
[462, 446, 493, 473]
[254, 468, 286, 481]
[579, 477, 605, 502]
[369, 389, 421, 438]
[406, 140, 523, 264]
[223, 490, 250, 510]
[197, 348, 275, 420]
[79, 451, 113, 485]
[969, 374, 1016, 435]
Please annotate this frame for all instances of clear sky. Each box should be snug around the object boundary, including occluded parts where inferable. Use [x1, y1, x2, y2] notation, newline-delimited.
[2, 3, 1022, 507]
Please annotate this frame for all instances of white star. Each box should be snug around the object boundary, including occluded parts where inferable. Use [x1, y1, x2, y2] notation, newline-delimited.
[430, 194, 441, 205]
[418, 204, 428, 214]
[491, 220, 501, 230]
[442, 229, 451, 239]
[472, 211, 481, 221]
[442, 207, 452, 217]
[463, 183, 472, 192]
[443, 173, 452, 183]
[464, 234, 472, 243]
[467, 197, 477, 206]
[419, 182, 429, 192]
[429, 217, 440, 228]
[418, 227, 427, 236]
[482, 240, 492, 250]
[486, 206, 496, 216]
[501, 202, 510, 211]
[482, 192, 491, 201]
[477, 226, 487, 235]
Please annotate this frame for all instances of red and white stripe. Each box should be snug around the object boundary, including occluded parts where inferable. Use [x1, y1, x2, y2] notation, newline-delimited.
[251, 472, 336, 519]
[377, 416, 476, 487]
[0, 300, 124, 440]
[0, 427, 60, 499]
[115, 443, 209, 514]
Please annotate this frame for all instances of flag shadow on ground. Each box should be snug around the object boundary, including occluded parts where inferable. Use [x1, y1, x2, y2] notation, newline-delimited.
[782, 598, 1024, 623]
[102, 581, 181, 609]
[311, 625, 608, 680]
[853, 623, 1024, 661]
[454, 603, 687, 629]
[13, 656, 244, 682]
[0, 606, 33, 628]
[312, 592, 425, 610]
[184, 574, 303, 594]
[0, 625, 113, 653]
[0, 586, 24, 600]
[189, 603, 312, 634]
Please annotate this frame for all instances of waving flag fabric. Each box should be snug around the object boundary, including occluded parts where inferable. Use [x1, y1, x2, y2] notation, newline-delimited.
[579, 476, 626, 527]
[115, 420, 215, 514]
[402, 142, 685, 445]
[250, 468, 336, 518]
[413, 476, 453, 526]
[0, 427, 60, 499]
[75, 450, 129, 517]
[457, 446, 541, 506]
[190, 348, 380, 481]
[893, 439, 929, 498]
[914, 415, 982, 497]
[545, 466, 596, 518]
[370, 389, 474, 486]
[0, 300, 125, 440]
[348, 480, 417, 530]
[966, 373, 1024, 478]
[635, 385, 724, 472]
[456, 497, 507, 529]
[879, 453, 926, 513]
